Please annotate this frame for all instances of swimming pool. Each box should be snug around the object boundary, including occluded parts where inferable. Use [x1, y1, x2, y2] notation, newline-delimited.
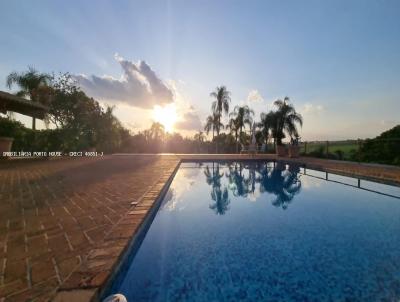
[106, 161, 400, 301]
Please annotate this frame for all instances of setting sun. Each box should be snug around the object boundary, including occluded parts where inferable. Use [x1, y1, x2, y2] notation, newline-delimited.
[152, 104, 178, 132]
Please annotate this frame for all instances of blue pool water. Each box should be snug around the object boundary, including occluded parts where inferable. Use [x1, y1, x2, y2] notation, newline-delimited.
[107, 161, 400, 301]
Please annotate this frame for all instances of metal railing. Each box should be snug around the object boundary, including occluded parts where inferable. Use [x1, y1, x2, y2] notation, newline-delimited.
[299, 138, 400, 162]
[301, 168, 400, 199]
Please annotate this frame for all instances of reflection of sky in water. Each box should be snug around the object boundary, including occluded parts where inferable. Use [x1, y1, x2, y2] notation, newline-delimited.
[162, 165, 200, 211]
[109, 162, 400, 302]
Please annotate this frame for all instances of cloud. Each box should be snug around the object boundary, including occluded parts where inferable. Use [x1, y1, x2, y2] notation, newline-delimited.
[73, 54, 173, 109]
[380, 119, 396, 126]
[301, 103, 324, 115]
[125, 122, 141, 131]
[175, 110, 202, 130]
[246, 90, 264, 103]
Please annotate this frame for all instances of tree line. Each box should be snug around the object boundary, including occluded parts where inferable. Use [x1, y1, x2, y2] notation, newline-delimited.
[2, 67, 304, 154]
[2, 67, 398, 165]
[2, 68, 129, 153]
[203, 86, 303, 153]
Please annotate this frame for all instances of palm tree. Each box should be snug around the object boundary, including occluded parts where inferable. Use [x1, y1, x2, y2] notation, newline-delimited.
[194, 130, 205, 143]
[6, 67, 52, 130]
[210, 86, 231, 152]
[211, 86, 231, 128]
[227, 117, 240, 153]
[204, 115, 214, 140]
[194, 130, 205, 152]
[229, 105, 254, 151]
[259, 111, 277, 147]
[273, 97, 303, 145]
[204, 113, 224, 147]
[149, 122, 165, 141]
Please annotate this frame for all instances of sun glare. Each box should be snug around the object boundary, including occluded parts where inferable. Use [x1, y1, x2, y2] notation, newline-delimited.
[152, 104, 178, 132]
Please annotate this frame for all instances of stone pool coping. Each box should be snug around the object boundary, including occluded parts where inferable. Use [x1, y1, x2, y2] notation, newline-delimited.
[52, 154, 400, 302]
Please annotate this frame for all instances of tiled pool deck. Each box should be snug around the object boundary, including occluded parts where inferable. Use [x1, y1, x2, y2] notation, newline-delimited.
[0, 154, 399, 302]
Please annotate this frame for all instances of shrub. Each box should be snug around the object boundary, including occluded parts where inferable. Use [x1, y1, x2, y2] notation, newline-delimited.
[358, 125, 400, 166]
[308, 146, 325, 158]
[0, 117, 35, 151]
[0, 117, 25, 138]
[334, 150, 344, 160]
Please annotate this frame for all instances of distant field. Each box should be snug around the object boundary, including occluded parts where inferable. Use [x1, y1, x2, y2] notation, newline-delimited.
[300, 141, 359, 159]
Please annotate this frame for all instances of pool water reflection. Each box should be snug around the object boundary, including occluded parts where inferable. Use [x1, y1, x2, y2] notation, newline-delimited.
[107, 161, 400, 301]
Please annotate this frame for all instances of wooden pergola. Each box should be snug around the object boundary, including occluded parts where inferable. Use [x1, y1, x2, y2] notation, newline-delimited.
[0, 90, 48, 120]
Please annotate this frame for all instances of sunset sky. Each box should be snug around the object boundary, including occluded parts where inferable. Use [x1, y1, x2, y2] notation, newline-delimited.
[1, 0, 399, 140]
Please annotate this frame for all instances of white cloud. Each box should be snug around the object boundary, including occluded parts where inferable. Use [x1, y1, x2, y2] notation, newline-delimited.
[380, 119, 396, 126]
[246, 89, 264, 103]
[301, 103, 324, 115]
[125, 122, 141, 131]
[73, 54, 173, 109]
[165, 80, 203, 131]
[175, 110, 202, 131]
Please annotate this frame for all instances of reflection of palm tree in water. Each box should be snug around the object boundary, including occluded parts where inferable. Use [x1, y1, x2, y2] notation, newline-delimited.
[257, 162, 302, 209]
[204, 162, 301, 212]
[247, 162, 258, 195]
[204, 163, 224, 188]
[209, 187, 230, 215]
[225, 162, 261, 197]
[225, 162, 251, 197]
[204, 163, 231, 215]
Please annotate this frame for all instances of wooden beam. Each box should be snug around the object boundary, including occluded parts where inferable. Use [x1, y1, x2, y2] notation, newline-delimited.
[0, 91, 48, 119]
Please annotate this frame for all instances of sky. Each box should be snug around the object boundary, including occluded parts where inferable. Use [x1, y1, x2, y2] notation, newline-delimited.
[0, 0, 399, 140]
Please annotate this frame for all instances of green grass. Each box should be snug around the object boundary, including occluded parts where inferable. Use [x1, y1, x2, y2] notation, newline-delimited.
[301, 141, 359, 160]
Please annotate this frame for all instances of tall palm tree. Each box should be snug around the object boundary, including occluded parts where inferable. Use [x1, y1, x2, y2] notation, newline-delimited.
[194, 130, 205, 143]
[204, 115, 214, 140]
[204, 113, 223, 145]
[149, 122, 165, 141]
[259, 111, 277, 147]
[273, 97, 303, 145]
[210, 86, 230, 153]
[210, 86, 231, 130]
[227, 117, 240, 153]
[194, 130, 205, 152]
[229, 105, 254, 151]
[6, 67, 52, 130]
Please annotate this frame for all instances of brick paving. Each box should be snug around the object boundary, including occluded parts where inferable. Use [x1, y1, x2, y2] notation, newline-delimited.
[0, 154, 399, 302]
[0, 155, 180, 302]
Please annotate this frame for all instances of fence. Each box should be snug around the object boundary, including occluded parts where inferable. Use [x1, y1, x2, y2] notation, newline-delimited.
[299, 138, 400, 163]
[300, 140, 360, 160]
